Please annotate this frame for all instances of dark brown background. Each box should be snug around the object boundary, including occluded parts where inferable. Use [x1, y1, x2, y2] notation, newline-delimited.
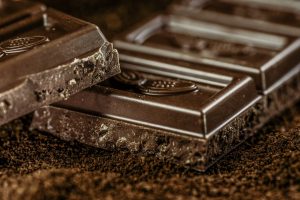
[0, 1, 299, 199]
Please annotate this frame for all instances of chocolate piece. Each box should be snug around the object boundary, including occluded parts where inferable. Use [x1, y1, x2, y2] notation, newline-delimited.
[114, 15, 300, 95]
[170, 0, 300, 36]
[31, 13, 300, 171]
[57, 68, 260, 136]
[115, 15, 300, 127]
[0, 9, 120, 126]
[31, 55, 262, 171]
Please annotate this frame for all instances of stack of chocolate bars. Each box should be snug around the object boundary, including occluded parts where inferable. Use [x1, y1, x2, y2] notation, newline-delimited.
[1, 0, 300, 171]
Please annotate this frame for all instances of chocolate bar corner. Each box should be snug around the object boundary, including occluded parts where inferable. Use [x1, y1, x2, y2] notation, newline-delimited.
[0, 4, 120, 125]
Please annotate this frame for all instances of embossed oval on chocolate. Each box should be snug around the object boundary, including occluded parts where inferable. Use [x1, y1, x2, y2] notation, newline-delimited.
[138, 79, 198, 96]
[113, 70, 146, 86]
[0, 36, 49, 54]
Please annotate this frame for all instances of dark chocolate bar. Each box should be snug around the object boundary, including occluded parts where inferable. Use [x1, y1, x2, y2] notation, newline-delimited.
[0, 8, 120, 125]
[31, 13, 300, 171]
[114, 15, 300, 96]
[31, 54, 262, 171]
[170, 0, 300, 36]
[115, 14, 300, 126]
[29, 2, 300, 172]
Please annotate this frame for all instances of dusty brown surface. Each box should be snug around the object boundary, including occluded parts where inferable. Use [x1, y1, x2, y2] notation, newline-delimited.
[0, 105, 299, 200]
[0, 1, 299, 199]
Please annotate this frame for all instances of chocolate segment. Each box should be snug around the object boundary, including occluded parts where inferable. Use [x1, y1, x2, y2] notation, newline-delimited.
[56, 59, 260, 136]
[0, 8, 120, 126]
[171, 0, 300, 36]
[31, 54, 262, 171]
[31, 43, 300, 171]
[114, 15, 300, 94]
[31, 58, 300, 171]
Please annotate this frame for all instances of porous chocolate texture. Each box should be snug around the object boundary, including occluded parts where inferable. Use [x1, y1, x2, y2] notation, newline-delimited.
[32, 4, 300, 171]
[32, 41, 300, 171]
[31, 55, 261, 171]
[30, 105, 257, 171]
[31, 39, 300, 171]
[31, 71, 300, 171]
[0, 9, 120, 126]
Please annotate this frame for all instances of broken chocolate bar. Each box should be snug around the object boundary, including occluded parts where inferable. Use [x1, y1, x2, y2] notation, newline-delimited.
[31, 53, 262, 171]
[170, 0, 300, 36]
[31, 13, 300, 171]
[0, 8, 120, 126]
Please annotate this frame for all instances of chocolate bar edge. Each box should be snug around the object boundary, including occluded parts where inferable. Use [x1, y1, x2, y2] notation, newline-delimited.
[30, 104, 258, 172]
[0, 42, 120, 126]
[30, 68, 300, 171]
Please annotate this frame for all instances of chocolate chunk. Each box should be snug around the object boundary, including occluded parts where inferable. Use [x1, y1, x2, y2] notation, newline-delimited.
[31, 39, 300, 171]
[171, 0, 300, 36]
[30, 4, 300, 171]
[115, 14, 300, 95]
[0, 8, 120, 126]
[31, 54, 262, 171]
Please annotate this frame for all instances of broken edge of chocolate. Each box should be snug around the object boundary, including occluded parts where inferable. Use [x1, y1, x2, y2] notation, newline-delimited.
[0, 8, 121, 125]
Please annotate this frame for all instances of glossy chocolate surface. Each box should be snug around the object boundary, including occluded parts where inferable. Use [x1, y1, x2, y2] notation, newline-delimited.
[56, 56, 259, 137]
[114, 15, 300, 94]
[0, 8, 120, 125]
[30, 0, 300, 172]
